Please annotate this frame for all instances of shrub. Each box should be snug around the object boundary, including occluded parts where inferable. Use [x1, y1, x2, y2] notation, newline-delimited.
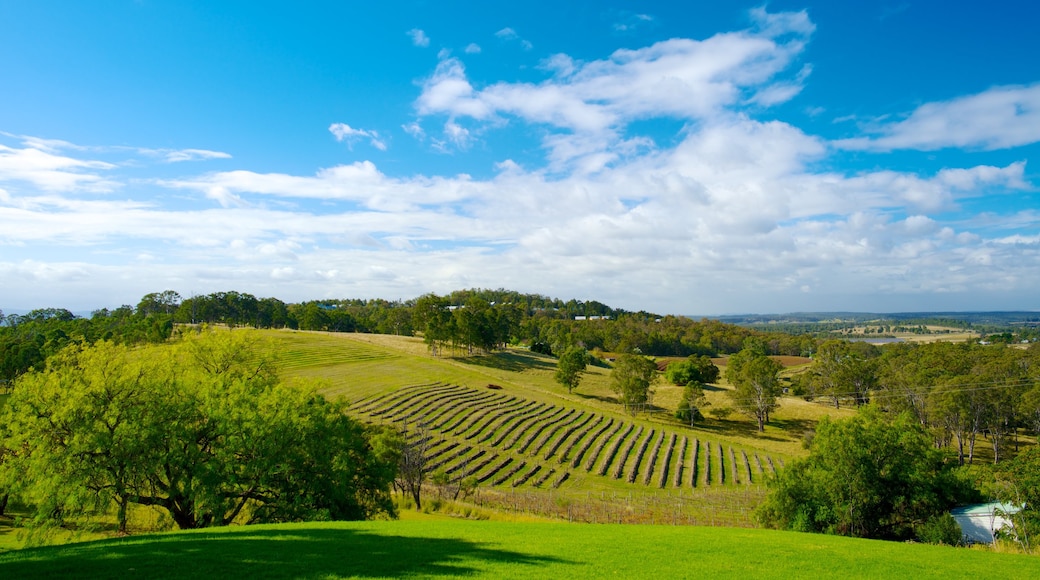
[917, 513, 963, 546]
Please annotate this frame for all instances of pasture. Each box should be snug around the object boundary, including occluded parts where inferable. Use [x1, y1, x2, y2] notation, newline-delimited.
[1, 517, 1036, 578]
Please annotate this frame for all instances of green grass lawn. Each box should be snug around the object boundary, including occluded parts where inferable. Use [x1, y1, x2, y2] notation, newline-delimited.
[0, 518, 1034, 579]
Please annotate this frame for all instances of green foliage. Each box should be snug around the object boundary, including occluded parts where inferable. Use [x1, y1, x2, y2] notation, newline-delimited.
[876, 341, 1039, 465]
[0, 330, 397, 533]
[725, 348, 784, 431]
[0, 306, 174, 382]
[993, 446, 1040, 548]
[412, 293, 518, 355]
[916, 513, 963, 546]
[554, 346, 589, 393]
[675, 382, 709, 425]
[664, 355, 719, 386]
[756, 407, 975, 540]
[610, 354, 657, 415]
[804, 340, 878, 408]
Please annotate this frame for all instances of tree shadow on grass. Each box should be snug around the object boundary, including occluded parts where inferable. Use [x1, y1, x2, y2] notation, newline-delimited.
[0, 526, 571, 579]
[693, 418, 800, 443]
[458, 351, 557, 373]
[575, 392, 619, 406]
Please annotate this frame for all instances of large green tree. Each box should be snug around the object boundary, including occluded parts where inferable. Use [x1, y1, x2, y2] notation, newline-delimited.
[554, 346, 589, 393]
[756, 407, 974, 540]
[610, 354, 657, 415]
[665, 354, 720, 386]
[806, 340, 878, 408]
[0, 329, 398, 533]
[725, 346, 783, 432]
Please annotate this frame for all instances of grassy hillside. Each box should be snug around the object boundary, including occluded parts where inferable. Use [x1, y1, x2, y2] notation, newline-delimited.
[260, 330, 862, 524]
[1, 518, 1035, 578]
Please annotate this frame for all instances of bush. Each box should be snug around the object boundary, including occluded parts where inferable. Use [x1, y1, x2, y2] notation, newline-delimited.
[755, 407, 976, 540]
[530, 341, 553, 356]
[917, 513, 963, 546]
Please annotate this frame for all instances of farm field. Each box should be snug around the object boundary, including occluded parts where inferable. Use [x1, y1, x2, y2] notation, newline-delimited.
[263, 330, 867, 524]
[1, 517, 1035, 579]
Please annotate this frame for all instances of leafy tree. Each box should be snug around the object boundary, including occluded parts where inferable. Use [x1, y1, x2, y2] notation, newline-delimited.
[413, 294, 454, 356]
[675, 382, 709, 425]
[137, 290, 182, 316]
[806, 340, 877, 408]
[725, 348, 783, 431]
[755, 407, 975, 540]
[665, 355, 719, 386]
[0, 330, 398, 533]
[993, 446, 1040, 550]
[610, 354, 657, 415]
[554, 346, 589, 393]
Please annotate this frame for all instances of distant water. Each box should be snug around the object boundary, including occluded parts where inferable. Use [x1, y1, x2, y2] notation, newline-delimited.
[845, 337, 905, 344]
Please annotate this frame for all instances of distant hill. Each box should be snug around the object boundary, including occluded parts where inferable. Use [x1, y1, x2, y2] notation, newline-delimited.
[705, 311, 1040, 327]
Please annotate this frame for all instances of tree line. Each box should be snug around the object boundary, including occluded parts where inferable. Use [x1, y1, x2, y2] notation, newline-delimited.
[2, 288, 815, 385]
[796, 339, 1040, 466]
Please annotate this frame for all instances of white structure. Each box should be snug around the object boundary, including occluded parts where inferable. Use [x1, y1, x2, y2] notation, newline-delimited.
[951, 502, 1021, 544]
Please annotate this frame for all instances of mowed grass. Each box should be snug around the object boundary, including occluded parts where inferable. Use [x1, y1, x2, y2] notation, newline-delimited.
[0, 518, 1035, 579]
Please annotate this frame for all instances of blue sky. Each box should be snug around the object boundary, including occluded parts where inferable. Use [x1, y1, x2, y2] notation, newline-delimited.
[1, 1, 1038, 315]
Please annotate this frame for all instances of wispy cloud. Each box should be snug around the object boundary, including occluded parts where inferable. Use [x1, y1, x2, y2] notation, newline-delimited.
[407, 28, 429, 47]
[612, 11, 654, 33]
[0, 143, 117, 192]
[329, 123, 388, 151]
[495, 27, 518, 40]
[835, 84, 1040, 151]
[162, 149, 232, 163]
[495, 27, 532, 50]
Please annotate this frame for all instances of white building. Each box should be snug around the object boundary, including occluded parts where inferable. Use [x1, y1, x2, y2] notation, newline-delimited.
[951, 502, 1021, 544]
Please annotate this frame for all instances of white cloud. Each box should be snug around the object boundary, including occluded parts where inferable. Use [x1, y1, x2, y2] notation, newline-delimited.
[329, 123, 388, 151]
[613, 12, 654, 33]
[464, 43, 481, 54]
[416, 11, 813, 165]
[163, 148, 232, 163]
[407, 28, 429, 47]
[0, 143, 117, 192]
[402, 122, 426, 140]
[495, 27, 532, 50]
[836, 84, 1040, 151]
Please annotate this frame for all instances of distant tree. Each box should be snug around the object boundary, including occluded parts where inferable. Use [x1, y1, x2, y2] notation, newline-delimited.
[756, 407, 975, 541]
[610, 353, 658, 415]
[675, 382, 709, 425]
[665, 355, 719, 385]
[725, 347, 784, 432]
[413, 294, 454, 356]
[136, 290, 182, 316]
[806, 340, 878, 408]
[555, 346, 589, 393]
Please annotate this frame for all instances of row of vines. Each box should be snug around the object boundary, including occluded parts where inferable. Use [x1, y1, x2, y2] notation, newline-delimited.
[352, 383, 784, 491]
